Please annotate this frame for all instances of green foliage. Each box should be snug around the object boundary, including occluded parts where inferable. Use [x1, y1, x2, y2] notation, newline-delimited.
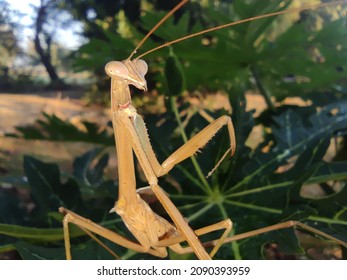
[0, 0, 20, 67]
[73, 0, 347, 103]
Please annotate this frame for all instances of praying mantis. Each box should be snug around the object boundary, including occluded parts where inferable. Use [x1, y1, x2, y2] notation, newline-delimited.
[59, 0, 347, 260]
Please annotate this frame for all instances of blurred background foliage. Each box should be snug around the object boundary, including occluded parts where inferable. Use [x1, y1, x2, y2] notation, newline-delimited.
[1, 0, 347, 260]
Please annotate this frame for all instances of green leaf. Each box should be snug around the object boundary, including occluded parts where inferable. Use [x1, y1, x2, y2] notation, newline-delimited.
[23, 156, 62, 219]
[0, 193, 26, 225]
[23, 156, 86, 217]
[0, 223, 73, 241]
[15, 242, 66, 260]
[165, 49, 186, 96]
[73, 148, 104, 187]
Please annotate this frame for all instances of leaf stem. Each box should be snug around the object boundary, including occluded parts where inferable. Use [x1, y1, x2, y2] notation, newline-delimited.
[225, 200, 282, 214]
[223, 201, 347, 226]
[170, 96, 212, 194]
[217, 202, 241, 259]
[250, 64, 276, 111]
[187, 203, 214, 222]
[308, 215, 347, 226]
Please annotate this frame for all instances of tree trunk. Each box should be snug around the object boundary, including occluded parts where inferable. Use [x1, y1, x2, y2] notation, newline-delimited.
[34, 2, 63, 85]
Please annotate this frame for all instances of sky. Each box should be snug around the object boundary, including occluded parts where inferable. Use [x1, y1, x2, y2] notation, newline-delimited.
[6, 0, 83, 50]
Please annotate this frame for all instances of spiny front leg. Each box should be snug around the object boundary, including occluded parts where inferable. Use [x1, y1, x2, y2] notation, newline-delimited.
[133, 113, 236, 177]
[160, 115, 236, 177]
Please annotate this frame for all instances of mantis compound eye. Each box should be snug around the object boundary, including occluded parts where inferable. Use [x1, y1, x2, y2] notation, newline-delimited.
[136, 59, 148, 75]
[105, 61, 129, 78]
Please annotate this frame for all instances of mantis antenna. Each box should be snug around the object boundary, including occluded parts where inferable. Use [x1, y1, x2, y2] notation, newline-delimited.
[128, 0, 189, 60]
[136, 0, 347, 60]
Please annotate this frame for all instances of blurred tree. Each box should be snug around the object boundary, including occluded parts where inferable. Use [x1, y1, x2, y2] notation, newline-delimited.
[31, 0, 78, 86]
[0, 0, 21, 86]
[33, 0, 63, 85]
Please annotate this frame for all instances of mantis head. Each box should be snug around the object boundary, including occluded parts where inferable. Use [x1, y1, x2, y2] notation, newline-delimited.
[105, 59, 148, 91]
